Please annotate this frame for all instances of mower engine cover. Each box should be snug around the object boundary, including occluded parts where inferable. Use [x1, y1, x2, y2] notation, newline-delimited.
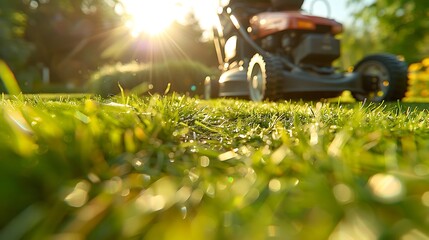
[293, 34, 340, 66]
[250, 12, 343, 39]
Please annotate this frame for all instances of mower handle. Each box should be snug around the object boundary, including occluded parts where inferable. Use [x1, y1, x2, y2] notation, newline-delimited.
[221, 10, 269, 56]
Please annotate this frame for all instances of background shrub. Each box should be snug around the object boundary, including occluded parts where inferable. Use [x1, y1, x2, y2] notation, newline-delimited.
[87, 60, 216, 97]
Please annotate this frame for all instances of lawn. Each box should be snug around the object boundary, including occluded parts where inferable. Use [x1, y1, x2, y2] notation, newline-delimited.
[1, 94, 429, 240]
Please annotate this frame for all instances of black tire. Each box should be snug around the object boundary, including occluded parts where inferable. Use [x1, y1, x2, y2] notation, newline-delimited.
[247, 54, 284, 101]
[204, 76, 219, 100]
[353, 54, 408, 102]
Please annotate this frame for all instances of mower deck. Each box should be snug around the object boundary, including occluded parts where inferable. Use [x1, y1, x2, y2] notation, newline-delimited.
[219, 68, 364, 99]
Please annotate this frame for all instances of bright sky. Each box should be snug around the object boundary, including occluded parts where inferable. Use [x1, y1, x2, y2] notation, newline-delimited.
[302, 0, 350, 21]
[192, 0, 356, 29]
[120, 0, 360, 36]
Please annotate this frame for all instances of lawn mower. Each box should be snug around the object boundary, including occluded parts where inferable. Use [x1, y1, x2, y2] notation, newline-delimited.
[205, 0, 408, 102]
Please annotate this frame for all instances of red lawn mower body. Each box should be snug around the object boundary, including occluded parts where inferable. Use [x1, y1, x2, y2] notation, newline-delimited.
[250, 12, 343, 39]
[206, 0, 408, 102]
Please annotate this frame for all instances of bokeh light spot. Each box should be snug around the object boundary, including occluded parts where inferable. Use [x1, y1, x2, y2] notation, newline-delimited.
[333, 184, 354, 204]
[269, 179, 282, 193]
[421, 192, 429, 207]
[65, 181, 91, 208]
[368, 173, 404, 203]
[200, 156, 210, 167]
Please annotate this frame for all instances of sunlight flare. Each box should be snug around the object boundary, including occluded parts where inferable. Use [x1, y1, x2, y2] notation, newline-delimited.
[119, 0, 219, 37]
[120, 0, 182, 36]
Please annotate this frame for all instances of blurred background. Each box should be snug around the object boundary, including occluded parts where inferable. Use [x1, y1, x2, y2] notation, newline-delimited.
[1, 0, 429, 98]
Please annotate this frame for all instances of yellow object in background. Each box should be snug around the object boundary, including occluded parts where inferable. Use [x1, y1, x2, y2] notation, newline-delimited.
[407, 58, 429, 99]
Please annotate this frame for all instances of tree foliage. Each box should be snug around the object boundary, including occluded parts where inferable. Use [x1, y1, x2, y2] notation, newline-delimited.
[24, 0, 124, 85]
[0, 0, 35, 90]
[0, 0, 216, 91]
[137, 14, 216, 67]
[347, 0, 429, 62]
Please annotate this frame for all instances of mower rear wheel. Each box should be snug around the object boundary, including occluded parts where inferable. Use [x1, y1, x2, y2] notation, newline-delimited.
[204, 76, 219, 100]
[247, 54, 283, 101]
[353, 54, 408, 102]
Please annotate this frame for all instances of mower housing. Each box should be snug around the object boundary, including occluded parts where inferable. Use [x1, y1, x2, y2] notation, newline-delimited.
[207, 0, 408, 102]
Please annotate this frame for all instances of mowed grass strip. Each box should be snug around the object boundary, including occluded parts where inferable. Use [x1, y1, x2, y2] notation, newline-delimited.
[1, 95, 429, 239]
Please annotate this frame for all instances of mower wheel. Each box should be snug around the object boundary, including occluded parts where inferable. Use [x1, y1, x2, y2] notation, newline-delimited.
[247, 54, 284, 101]
[353, 54, 408, 102]
[204, 76, 219, 100]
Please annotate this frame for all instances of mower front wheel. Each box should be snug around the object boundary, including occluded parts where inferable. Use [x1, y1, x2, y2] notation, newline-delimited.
[353, 54, 408, 102]
[247, 54, 283, 101]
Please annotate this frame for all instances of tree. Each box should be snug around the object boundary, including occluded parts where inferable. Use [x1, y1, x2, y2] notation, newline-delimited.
[23, 0, 123, 85]
[104, 13, 217, 67]
[347, 0, 429, 62]
[0, 0, 215, 92]
[0, 0, 36, 91]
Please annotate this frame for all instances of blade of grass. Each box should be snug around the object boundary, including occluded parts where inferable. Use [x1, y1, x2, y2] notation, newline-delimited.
[0, 60, 21, 95]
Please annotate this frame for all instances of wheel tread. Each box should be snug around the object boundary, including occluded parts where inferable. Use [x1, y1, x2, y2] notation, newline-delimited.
[354, 53, 408, 101]
[262, 55, 284, 101]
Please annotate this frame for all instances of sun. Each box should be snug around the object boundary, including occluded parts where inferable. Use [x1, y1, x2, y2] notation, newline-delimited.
[120, 0, 183, 36]
[118, 0, 221, 38]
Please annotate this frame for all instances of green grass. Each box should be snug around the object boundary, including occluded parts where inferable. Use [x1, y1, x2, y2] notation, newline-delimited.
[1, 95, 429, 239]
